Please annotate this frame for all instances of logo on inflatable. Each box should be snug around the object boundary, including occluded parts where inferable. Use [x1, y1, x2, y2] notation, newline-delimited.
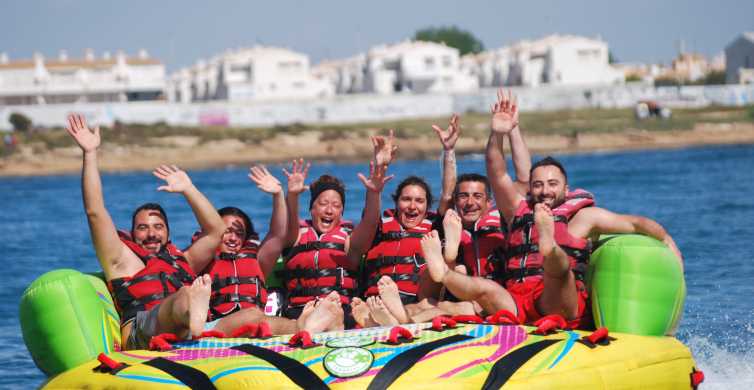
[323, 347, 374, 378]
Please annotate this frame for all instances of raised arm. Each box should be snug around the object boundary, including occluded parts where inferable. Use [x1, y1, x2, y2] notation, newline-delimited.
[432, 114, 460, 215]
[570, 207, 683, 264]
[282, 159, 310, 248]
[249, 165, 288, 276]
[66, 114, 136, 279]
[155, 165, 224, 273]
[508, 124, 532, 196]
[486, 89, 525, 224]
[347, 161, 393, 267]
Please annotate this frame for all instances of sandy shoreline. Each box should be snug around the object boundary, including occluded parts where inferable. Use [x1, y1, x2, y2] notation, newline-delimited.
[2, 122, 754, 177]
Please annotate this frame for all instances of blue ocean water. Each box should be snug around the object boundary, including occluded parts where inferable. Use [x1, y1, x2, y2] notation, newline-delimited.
[1, 144, 753, 388]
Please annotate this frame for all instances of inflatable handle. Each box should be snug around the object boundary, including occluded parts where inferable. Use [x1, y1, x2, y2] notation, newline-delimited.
[149, 333, 178, 351]
[451, 315, 484, 324]
[289, 331, 316, 349]
[257, 322, 272, 338]
[387, 326, 414, 344]
[587, 327, 609, 344]
[533, 315, 568, 335]
[691, 368, 705, 389]
[197, 330, 226, 339]
[231, 324, 259, 338]
[486, 310, 520, 325]
[431, 316, 457, 331]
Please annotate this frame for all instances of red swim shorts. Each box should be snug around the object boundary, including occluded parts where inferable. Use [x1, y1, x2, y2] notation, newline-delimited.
[506, 278, 589, 329]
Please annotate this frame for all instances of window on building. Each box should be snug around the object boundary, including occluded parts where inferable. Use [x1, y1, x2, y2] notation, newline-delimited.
[425, 57, 435, 70]
[278, 61, 302, 71]
[293, 81, 306, 88]
[442, 56, 452, 68]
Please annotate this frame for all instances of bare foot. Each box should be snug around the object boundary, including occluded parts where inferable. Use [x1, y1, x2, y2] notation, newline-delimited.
[442, 210, 463, 263]
[421, 230, 449, 283]
[534, 203, 555, 257]
[324, 291, 341, 305]
[367, 296, 399, 326]
[454, 264, 468, 275]
[302, 299, 337, 334]
[296, 300, 317, 332]
[187, 274, 212, 338]
[351, 297, 377, 328]
[325, 298, 345, 332]
[378, 276, 409, 323]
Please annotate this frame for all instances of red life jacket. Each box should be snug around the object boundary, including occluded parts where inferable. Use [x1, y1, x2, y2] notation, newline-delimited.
[199, 232, 267, 320]
[364, 209, 438, 302]
[503, 189, 595, 287]
[281, 220, 355, 306]
[458, 209, 507, 279]
[108, 231, 196, 323]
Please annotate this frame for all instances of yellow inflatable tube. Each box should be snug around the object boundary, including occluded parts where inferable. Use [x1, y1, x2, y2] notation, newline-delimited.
[44, 322, 698, 389]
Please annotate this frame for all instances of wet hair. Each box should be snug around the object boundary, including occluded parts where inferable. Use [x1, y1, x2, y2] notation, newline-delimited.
[131, 202, 169, 235]
[392, 176, 433, 207]
[309, 175, 346, 211]
[453, 173, 491, 200]
[530, 156, 568, 182]
[218, 206, 256, 240]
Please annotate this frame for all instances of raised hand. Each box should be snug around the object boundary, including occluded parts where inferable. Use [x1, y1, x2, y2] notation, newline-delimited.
[490, 88, 519, 135]
[65, 113, 100, 153]
[431, 114, 460, 151]
[357, 161, 394, 193]
[371, 129, 398, 167]
[282, 158, 310, 195]
[249, 165, 282, 195]
[153, 164, 194, 193]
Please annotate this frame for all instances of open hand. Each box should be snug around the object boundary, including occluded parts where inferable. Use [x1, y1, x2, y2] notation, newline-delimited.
[371, 129, 398, 167]
[431, 114, 460, 151]
[357, 161, 394, 193]
[153, 165, 193, 193]
[65, 113, 100, 153]
[490, 89, 519, 135]
[249, 165, 283, 194]
[283, 158, 310, 195]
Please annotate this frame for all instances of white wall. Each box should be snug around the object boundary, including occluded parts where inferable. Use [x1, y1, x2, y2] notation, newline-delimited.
[2, 84, 753, 131]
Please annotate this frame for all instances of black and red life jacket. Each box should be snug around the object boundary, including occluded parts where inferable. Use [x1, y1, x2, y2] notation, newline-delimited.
[503, 189, 595, 287]
[281, 220, 356, 306]
[108, 231, 196, 324]
[197, 232, 267, 320]
[458, 208, 507, 279]
[364, 209, 439, 302]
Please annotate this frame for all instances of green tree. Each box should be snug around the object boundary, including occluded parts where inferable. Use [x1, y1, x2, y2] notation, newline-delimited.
[9, 112, 32, 133]
[413, 26, 484, 56]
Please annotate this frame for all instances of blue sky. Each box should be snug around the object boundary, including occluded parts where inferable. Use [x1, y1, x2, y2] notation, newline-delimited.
[2, 0, 752, 71]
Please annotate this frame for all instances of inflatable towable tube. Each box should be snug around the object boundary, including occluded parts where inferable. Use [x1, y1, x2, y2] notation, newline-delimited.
[20, 234, 693, 388]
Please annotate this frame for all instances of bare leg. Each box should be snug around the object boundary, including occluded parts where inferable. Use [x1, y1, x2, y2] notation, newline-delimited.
[214, 306, 301, 335]
[157, 274, 212, 339]
[378, 276, 410, 324]
[367, 296, 399, 326]
[437, 300, 477, 316]
[422, 230, 517, 315]
[534, 204, 579, 320]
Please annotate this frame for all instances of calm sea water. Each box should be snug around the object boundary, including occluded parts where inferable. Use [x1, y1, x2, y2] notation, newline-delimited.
[1, 144, 753, 389]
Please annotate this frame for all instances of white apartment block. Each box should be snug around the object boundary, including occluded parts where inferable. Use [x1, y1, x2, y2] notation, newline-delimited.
[360, 40, 478, 95]
[0, 49, 165, 106]
[167, 46, 334, 103]
[725, 32, 754, 84]
[465, 34, 624, 88]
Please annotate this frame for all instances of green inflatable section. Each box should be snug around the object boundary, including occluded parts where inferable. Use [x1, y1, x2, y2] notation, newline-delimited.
[587, 234, 686, 336]
[19, 269, 121, 377]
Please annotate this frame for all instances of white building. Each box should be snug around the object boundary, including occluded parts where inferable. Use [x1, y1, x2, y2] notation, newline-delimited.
[0, 49, 165, 106]
[465, 34, 624, 88]
[167, 46, 334, 103]
[360, 40, 478, 95]
[312, 54, 366, 94]
[725, 32, 754, 84]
